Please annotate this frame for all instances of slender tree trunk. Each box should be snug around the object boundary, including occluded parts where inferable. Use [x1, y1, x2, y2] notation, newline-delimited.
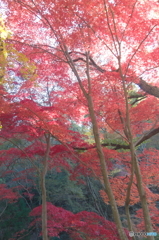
[128, 135, 154, 240]
[125, 155, 136, 240]
[87, 95, 128, 240]
[120, 73, 154, 240]
[64, 48, 128, 240]
[127, 115, 154, 240]
[41, 133, 50, 240]
[134, 152, 154, 238]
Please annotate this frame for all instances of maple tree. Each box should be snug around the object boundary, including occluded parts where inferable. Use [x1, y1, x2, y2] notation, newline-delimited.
[1, 0, 159, 240]
[0, 89, 73, 239]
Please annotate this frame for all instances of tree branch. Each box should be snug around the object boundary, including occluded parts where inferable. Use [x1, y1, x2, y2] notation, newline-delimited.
[73, 126, 159, 151]
[138, 78, 159, 98]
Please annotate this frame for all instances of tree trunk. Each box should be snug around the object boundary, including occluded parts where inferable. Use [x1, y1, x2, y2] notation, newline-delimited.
[64, 48, 128, 240]
[129, 138, 154, 240]
[121, 75, 154, 240]
[125, 157, 136, 240]
[41, 133, 50, 240]
[87, 95, 128, 240]
[134, 153, 154, 239]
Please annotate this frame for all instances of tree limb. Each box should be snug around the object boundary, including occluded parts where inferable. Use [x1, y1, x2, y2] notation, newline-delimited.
[138, 78, 159, 98]
[73, 126, 159, 151]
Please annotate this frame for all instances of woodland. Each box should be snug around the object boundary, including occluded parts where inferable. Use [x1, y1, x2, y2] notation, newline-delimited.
[1, 0, 159, 240]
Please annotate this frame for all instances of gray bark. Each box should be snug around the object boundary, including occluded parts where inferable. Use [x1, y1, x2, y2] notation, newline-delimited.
[138, 78, 159, 98]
